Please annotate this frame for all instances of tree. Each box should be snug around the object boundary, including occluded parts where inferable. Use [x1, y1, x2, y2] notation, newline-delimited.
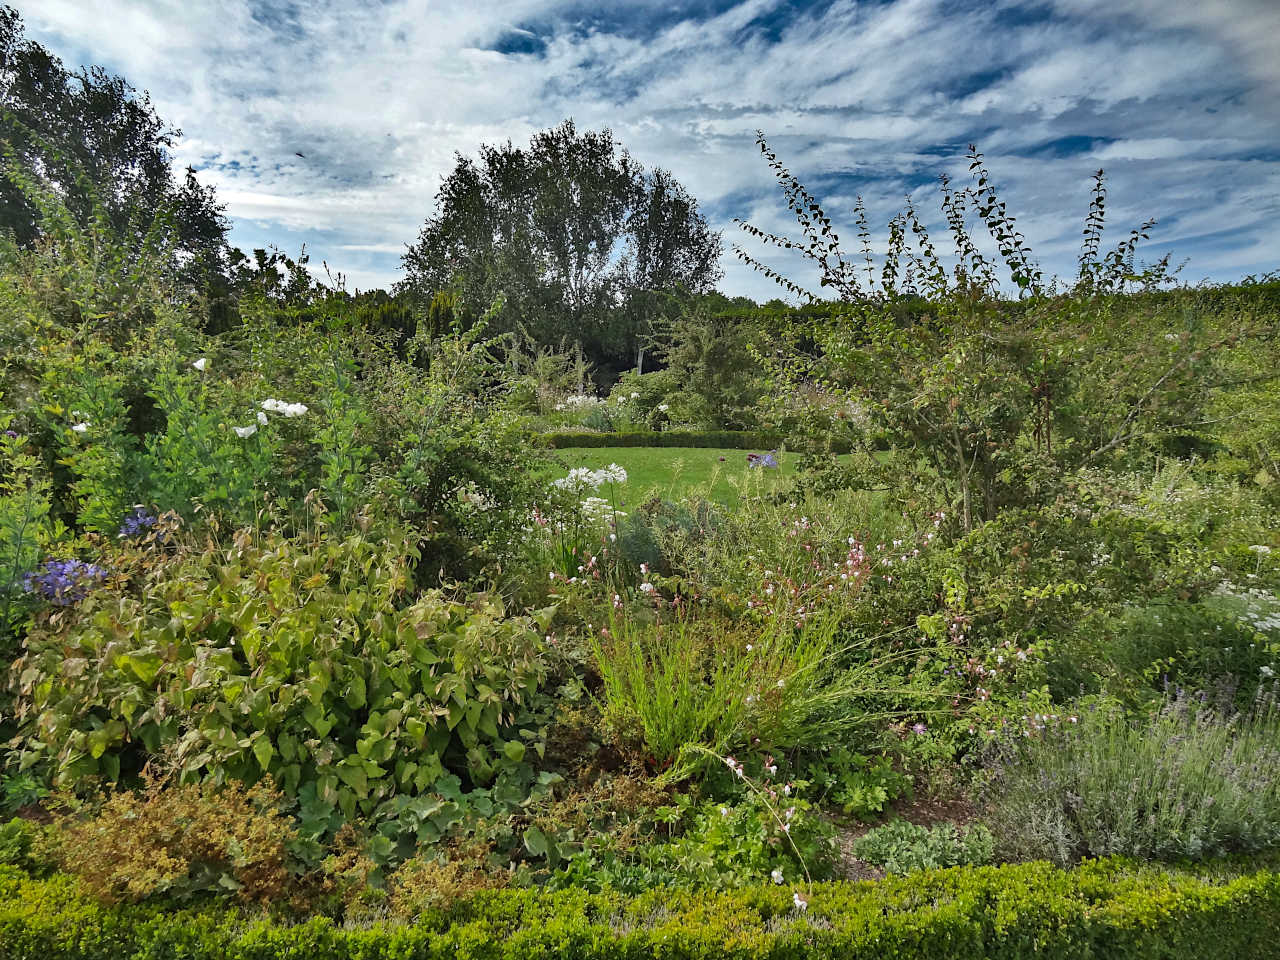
[0, 6, 229, 301]
[401, 120, 722, 375]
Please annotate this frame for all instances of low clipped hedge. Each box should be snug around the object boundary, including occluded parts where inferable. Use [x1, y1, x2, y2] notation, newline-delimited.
[538, 430, 854, 453]
[2, 858, 1279, 959]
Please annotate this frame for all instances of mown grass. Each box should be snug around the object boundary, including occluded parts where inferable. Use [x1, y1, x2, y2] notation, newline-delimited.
[546, 446, 807, 505]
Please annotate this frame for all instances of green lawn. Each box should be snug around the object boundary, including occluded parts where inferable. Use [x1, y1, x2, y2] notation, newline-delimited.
[546, 446, 806, 506]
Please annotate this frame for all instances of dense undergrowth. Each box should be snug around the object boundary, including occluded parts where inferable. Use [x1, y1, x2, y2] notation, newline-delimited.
[1, 12, 1279, 952]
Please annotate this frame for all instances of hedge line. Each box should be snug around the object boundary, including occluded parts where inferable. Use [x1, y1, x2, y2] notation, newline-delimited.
[2, 858, 1278, 959]
[538, 430, 854, 453]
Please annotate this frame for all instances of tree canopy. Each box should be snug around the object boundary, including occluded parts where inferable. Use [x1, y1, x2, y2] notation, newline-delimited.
[401, 120, 722, 375]
[0, 6, 229, 297]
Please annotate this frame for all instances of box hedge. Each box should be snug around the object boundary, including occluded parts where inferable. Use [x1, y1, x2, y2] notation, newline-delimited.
[2, 857, 1278, 959]
[537, 430, 855, 453]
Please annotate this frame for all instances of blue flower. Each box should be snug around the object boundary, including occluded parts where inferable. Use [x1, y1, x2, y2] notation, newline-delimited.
[23, 558, 108, 605]
[118, 506, 157, 539]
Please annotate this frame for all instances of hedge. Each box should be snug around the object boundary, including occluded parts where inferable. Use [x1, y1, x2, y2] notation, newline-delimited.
[538, 430, 854, 453]
[2, 858, 1279, 959]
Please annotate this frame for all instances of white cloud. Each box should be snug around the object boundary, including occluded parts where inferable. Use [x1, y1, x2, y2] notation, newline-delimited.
[20, 0, 1280, 298]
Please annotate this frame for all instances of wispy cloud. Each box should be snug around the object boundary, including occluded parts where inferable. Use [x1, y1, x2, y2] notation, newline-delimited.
[22, 0, 1280, 297]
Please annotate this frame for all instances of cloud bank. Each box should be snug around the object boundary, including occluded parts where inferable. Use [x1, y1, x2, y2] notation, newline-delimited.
[22, 0, 1280, 297]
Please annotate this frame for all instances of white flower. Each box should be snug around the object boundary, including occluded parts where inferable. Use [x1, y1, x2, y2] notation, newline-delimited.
[257, 411, 269, 425]
[71, 422, 89, 433]
[630, 391, 639, 399]
[639, 582, 655, 593]
[192, 357, 209, 372]
[260, 398, 308, 418]
[720, 807, 729, 817]
[233, 424, 258, 438]
[1262, 666, 1276, 678]
[792, 891, 807, 911]
[1249, 545, 1272, 556]
[771, 869, 784, 885]
[658, 403, 669, 412]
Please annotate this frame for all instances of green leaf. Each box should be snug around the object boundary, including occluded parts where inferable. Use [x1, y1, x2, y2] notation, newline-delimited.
[502, 740, 526, 763]
[252, 735, 275, 771]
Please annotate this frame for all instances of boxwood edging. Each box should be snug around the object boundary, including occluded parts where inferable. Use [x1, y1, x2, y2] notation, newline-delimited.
[2, 857, 1278, 959]
[537, 430, 854, 453]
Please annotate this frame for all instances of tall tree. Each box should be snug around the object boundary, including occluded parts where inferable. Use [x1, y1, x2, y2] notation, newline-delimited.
[0, 6, 230, 298]
[402, 120, 721, 374]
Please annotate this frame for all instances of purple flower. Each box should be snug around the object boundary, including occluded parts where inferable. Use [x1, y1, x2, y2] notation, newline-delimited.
[912, 722, 928, 735]
[3, 430, 17, 439]
[23, 558, 108, 605]
[118, 506, 157, 539]
[746, 452, 779, 469]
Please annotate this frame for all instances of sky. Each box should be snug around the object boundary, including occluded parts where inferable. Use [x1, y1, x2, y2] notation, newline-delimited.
[20, 0, 1280, 298]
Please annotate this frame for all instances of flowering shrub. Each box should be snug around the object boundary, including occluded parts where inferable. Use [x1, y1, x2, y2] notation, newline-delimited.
[982, 689, 1280, 865]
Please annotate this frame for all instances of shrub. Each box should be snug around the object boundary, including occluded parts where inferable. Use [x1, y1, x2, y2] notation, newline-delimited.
[0, 819, 39, 872]
[983, 689, 1280, 865]
[11, 526, 556, 833]
[852, 819, 995, 874]
[48, 776, 294, 904]
[3, 857, 1280, 958]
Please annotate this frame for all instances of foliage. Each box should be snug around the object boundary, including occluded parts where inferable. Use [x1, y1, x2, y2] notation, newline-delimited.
[10, 525, 557, 835]
[401, 119, 722, 373]
[591, 605, 916, 779]
[47, 775, 294, 905]
[806, 747, 913, 821]
[852, 819, 994, 875]
[4, 858, 1280, 958]
[658, 305, 767, 429]
[548, 786, 835, 892]
[0, 7, 230, 302]
[0, 819, 37, 872]
[983, 689, 1280, 865]
[737, 135, 1276, 530]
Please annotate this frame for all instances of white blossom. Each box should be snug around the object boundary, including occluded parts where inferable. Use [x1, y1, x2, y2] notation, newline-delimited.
[192, 357, 209, 372]
[233, 424, 258, 438]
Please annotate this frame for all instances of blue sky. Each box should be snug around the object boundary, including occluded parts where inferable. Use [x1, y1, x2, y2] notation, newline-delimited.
[22, 0, 1280, 298]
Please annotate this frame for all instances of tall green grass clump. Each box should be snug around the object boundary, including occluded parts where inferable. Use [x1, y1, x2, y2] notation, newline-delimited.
[984, 689, 1280, 865]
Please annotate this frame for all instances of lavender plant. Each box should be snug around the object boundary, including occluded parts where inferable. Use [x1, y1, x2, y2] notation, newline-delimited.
[982, 688, 1280, 865]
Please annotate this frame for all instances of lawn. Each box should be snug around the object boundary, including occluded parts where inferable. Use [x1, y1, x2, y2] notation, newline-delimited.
[548, 446, 806, 505]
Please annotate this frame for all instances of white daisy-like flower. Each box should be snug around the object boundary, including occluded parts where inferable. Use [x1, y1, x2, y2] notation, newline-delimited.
[771, 869, 784, 884]
[71, 422, 89, 433]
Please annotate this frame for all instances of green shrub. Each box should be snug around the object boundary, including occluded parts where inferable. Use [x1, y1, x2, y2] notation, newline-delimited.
[49, 776, 295, 905]
[12, 526, 556, 834]
[983, 690, 1280, 865]
[806, 747, 913, 821]
[852, 819, 995, 874]
[538, 429, 790, 449]
[2, 858, 1280, 958]
[0, 820, 39, 872]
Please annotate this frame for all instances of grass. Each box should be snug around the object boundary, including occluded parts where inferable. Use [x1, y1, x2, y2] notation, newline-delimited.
[547, 447, 809, 506]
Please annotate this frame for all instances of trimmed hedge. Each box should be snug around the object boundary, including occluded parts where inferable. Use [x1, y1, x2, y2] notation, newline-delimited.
[538, 430, 854, 453]
[2, 858, 1279, 959]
